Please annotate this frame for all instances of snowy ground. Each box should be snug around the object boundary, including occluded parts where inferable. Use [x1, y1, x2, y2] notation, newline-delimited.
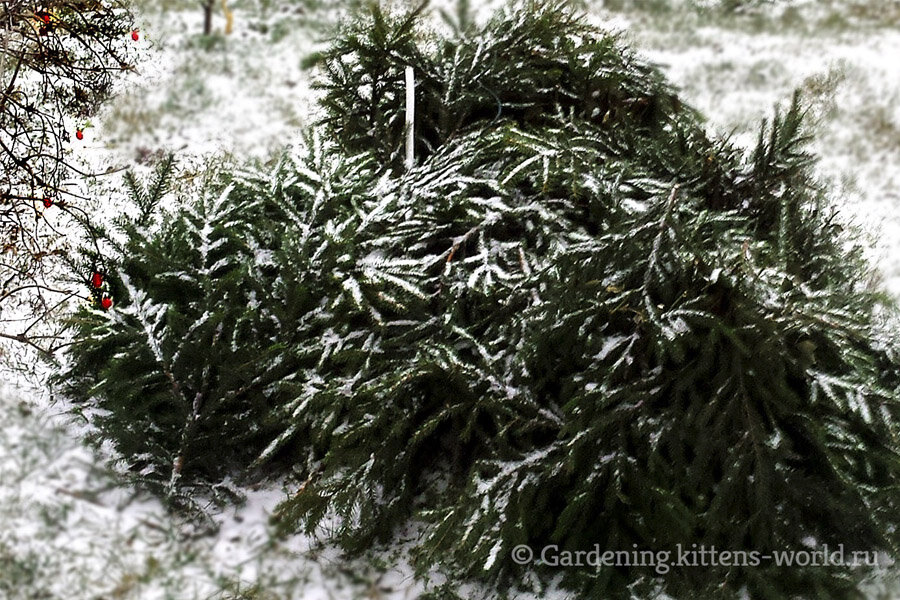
[1, 378, 429, 598]
[5, 0, 900, 598]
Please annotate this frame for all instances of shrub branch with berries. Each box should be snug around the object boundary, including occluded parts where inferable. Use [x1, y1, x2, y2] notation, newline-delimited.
[0, 1, 139, 361]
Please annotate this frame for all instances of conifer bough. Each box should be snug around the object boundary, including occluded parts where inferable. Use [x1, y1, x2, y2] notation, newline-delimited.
[60, 2, 900, 598]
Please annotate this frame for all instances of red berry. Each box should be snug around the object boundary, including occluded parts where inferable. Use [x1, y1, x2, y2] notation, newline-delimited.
[42, 197, 52, 208]
[132, 30, 139, 41]
[91, 272, 103, 288]
[76, 129, 84, 140]
[101, 296, 113, 310]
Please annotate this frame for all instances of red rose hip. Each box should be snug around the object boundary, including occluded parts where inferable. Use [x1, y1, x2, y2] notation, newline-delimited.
[91, 272, 103, 288]
[132, 29, 139, 41]
[76, 128, 84, 140]
[101, 296, 113, 310]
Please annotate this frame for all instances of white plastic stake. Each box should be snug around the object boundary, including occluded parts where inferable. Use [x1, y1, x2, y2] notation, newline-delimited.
[405, 65, 415, 170]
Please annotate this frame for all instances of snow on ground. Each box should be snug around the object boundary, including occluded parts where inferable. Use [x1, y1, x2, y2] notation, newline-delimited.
[1, 377, 432, 598]
[5, 0, 900, 598]
[98, 8, 320, 164]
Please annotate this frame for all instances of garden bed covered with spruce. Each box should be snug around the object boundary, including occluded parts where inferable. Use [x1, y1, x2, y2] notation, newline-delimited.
[57, 2, 900, 598]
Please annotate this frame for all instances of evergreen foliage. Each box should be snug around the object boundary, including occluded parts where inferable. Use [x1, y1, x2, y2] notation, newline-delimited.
[58, 1, 900, 597]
